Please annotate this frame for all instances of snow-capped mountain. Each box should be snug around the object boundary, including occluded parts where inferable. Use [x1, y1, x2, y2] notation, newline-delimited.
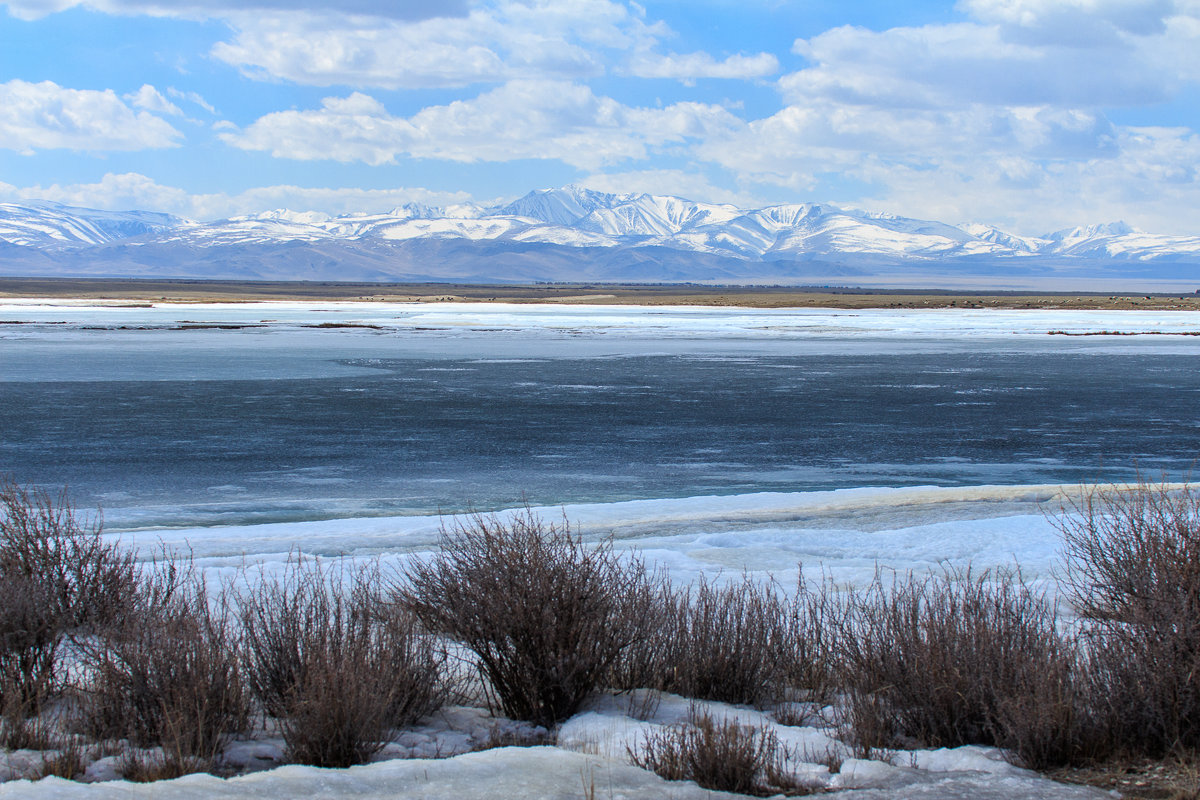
[0, 200, 182, 247]
[1, 188, 1198, 286]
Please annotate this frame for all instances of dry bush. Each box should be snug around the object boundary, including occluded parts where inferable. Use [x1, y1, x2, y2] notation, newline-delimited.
[240, 559, 445, 768]
[990, 643, 1101, 770]
[613, 571, 837, 708]
[785, 574, 840, 707]
[0, 573, 60, 743]
[1058, 479, 1200, 756]
[84, 569, 248, 770]
[38, 736, 93, 781]
[629, 708, 811, 796]
[399, 509, 656, 728]
[118, 749, 211, 783]
[659, 575, 798, 707]
[0, 480, 136, 732]
[837, 566, 1072, 754]
[605, 583, 679, 695]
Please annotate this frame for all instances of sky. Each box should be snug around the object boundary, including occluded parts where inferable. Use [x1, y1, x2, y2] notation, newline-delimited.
[0, 0, 1198, 234]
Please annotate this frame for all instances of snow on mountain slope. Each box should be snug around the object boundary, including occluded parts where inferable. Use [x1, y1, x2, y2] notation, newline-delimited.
[577, 194, 742, 238]
[495, 185, 618, 226]
[1044, 222, 1200, 261]
[0, 201, 183, 247]
[960, 223, 1048, 254]
[2, 189, 1199, 283]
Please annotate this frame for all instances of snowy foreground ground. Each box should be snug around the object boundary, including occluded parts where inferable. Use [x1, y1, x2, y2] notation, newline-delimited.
[0, 486, 1116, 799]
[0, 693, 1110, 800]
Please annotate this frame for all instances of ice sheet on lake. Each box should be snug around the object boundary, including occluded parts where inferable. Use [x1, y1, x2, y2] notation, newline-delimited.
[4, 300, 1200, 339]
[6, 302, 1200, 385]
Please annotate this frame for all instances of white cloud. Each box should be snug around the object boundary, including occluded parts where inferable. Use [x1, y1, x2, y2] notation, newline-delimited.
[785, 21, 1189, 110]
[166, 87, 217, 115]
[848, 126, 1200, 235]
[0, 79, 182, 154]
[221, 82, 743, 170]
[125, 84, 182, 116]
[959, 0, 1179, 38]
[1, 0, 466, 21]
[701, 102, 1119, 176]
[6, 0, 784, 90]
[3, 172, 474, 220]
[622, 51, 779, 80]
[665, 0, 1200, 234]
[209, 0, 668, 89]
[696, 120, 1200, 235]
[205, 0, 776, 89]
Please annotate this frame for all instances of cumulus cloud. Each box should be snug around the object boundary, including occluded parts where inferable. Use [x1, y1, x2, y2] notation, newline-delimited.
[0, 79, 182, 153]
[701, 103, 1119, 178]
[3, 172, 474, 220]
[221, 82, 743, 170]
[667, 0, 1198, 233]
[849, 125, 1200, 234]
[786, 21, 1189, 110]
[622, 51, 779, 80]
[1, 0, 466, 21]
[206, 0, 777, 89]
[125, 84, 182, 116]
[959, 0, 1180, 38]
[6, 0, 783, 89]
[166, 87, 217, 115]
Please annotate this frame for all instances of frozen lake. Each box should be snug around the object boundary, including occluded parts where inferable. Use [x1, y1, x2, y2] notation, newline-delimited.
[2, 300, 1198, 582]
[0, 301, 1182, 799]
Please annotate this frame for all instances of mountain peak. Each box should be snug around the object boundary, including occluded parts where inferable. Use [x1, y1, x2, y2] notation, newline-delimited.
[1047, 221, 1140, 241]
[496, 186, 620, 225]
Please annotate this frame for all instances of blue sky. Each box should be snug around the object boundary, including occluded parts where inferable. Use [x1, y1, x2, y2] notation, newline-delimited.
[1, 0, 1198, 234]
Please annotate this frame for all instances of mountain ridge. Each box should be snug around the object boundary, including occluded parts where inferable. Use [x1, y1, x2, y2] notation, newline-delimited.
[2, 187, 1198, 288]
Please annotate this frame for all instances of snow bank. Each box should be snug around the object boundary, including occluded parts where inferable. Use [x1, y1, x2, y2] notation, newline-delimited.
[109, 485, 1075, 594]
[0, 748, 749, 800]
[1, 694, 1111, 800]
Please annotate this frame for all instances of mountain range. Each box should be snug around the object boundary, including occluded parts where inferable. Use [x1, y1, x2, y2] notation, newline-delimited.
[2, 186, 1198, 289]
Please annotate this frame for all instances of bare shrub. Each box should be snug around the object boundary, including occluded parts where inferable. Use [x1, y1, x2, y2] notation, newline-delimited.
[605, 583, 679, 694]
[0, 573, 59, 744]
[240, 559, 445, 768]
[660, 575, 797, 707]
[399, 509, 656, 728]
[38, 736, 93, 781]
[837, 566, 1072, 753]
[0, 480, 137, 730]
[118, 749, 210, 783]
[85, 568, 248, 770]
[785, 574, 840, 707]
[1058, 479, 1200, 756]
[611, 571, 837, 711]
[0, 480, 136, 634]
[629, 708, 811, 796]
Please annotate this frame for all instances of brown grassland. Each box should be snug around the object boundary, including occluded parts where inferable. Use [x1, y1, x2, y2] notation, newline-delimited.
[2, 277, 1199, 310]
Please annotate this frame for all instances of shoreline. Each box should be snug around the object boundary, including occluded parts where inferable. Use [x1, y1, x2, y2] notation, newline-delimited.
[3, 277, 1200, 310]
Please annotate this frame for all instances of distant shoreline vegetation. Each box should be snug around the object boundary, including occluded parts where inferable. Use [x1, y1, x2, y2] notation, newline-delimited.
[3, 277, 1200, 311]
